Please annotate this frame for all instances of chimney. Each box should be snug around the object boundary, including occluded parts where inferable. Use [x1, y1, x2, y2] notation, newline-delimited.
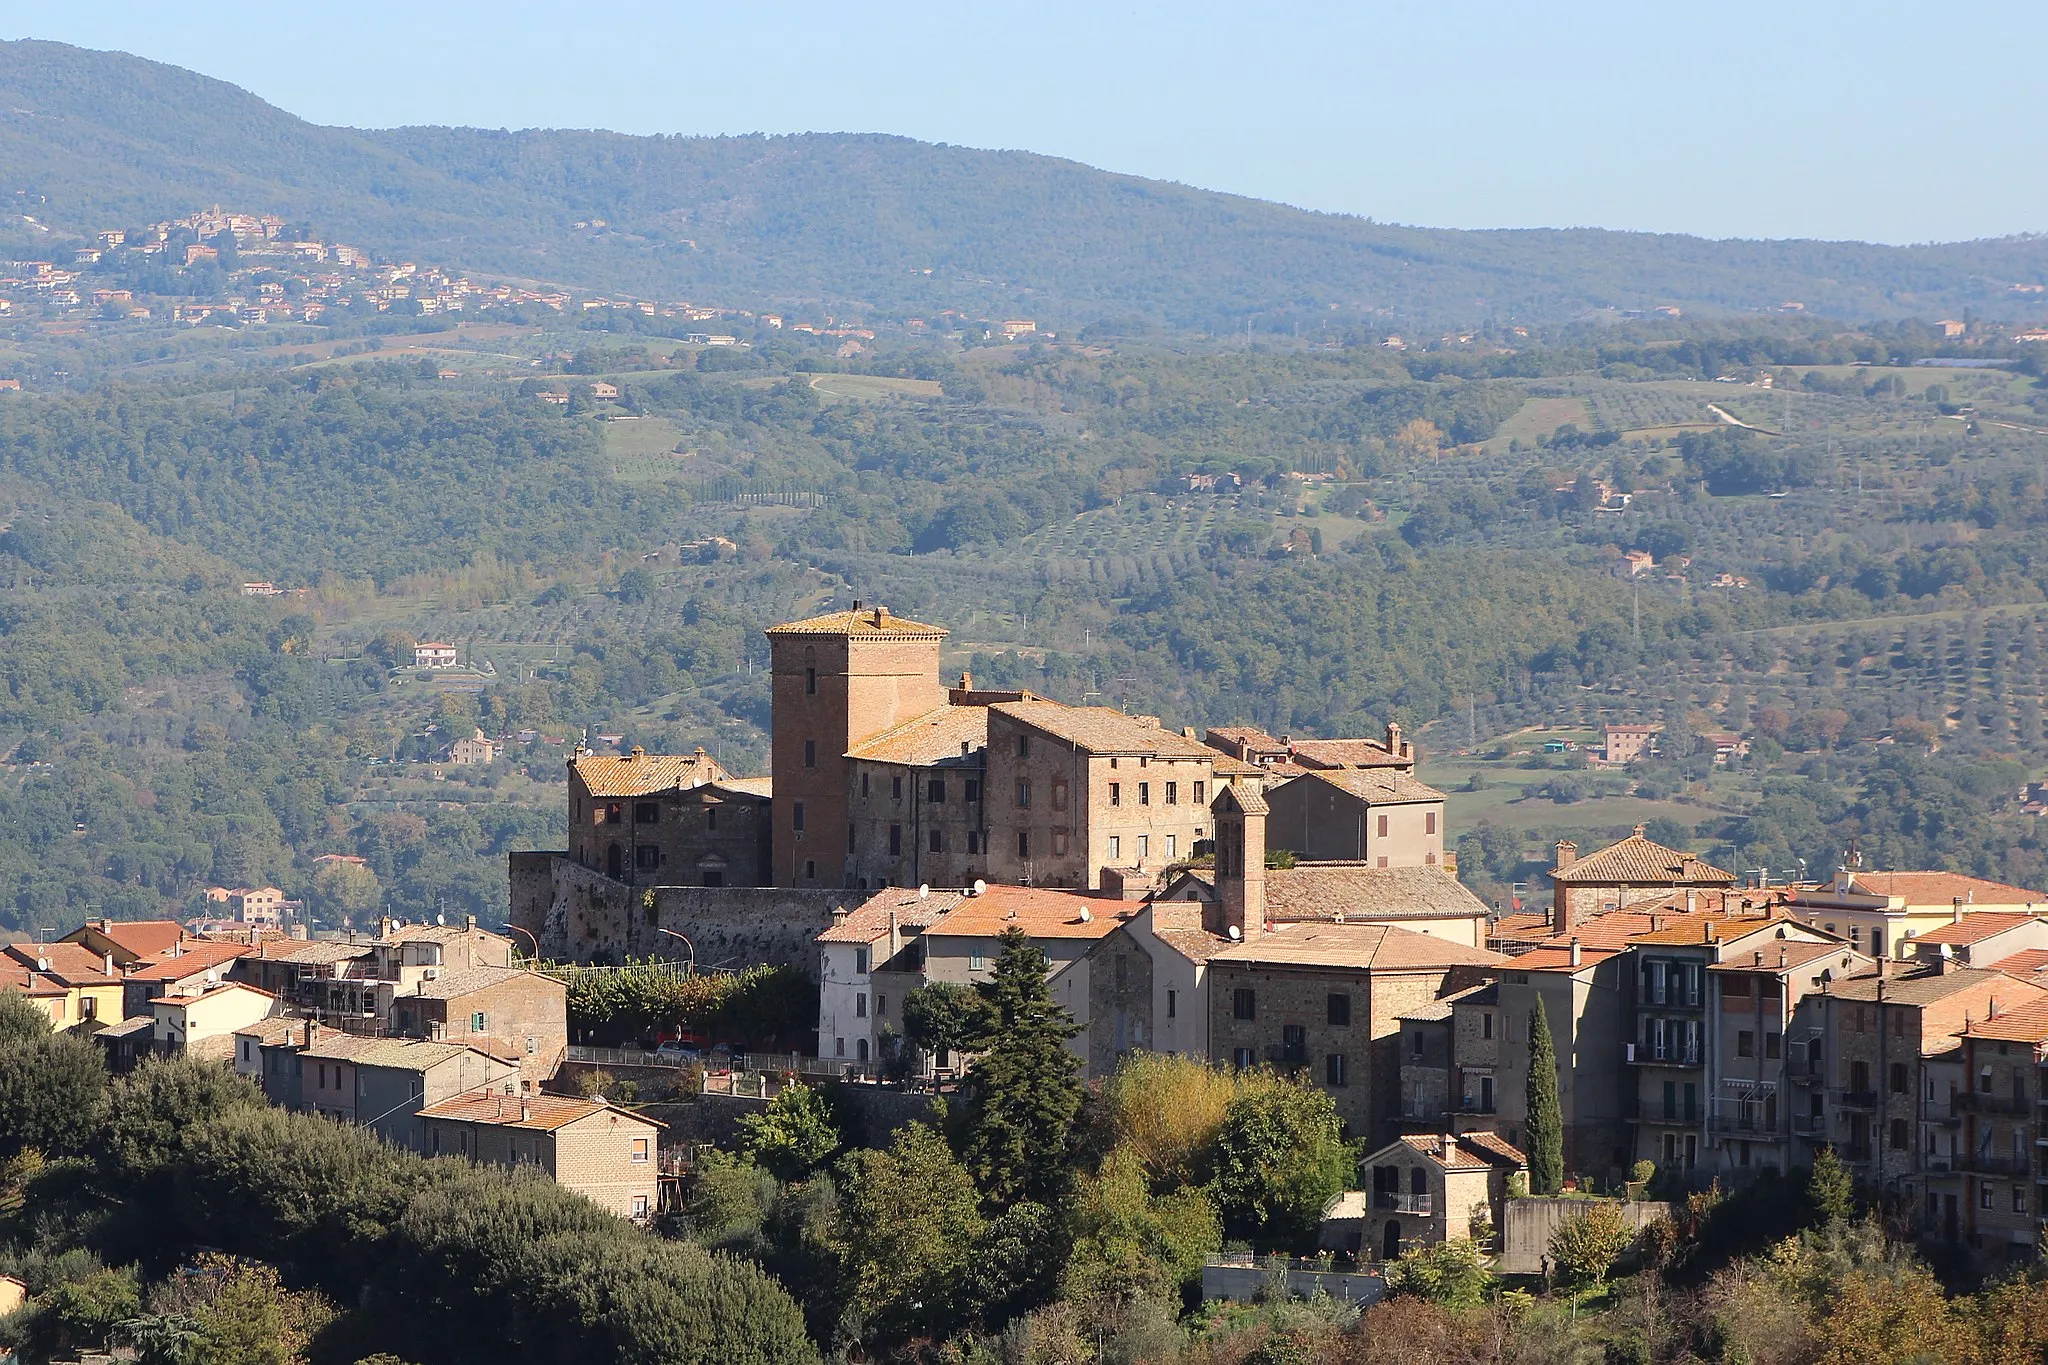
[465, 914, 476, 932]
[1649, 914, 1663, 933]
[960, 670, 974, 691]
[1214, 788, 1268, 938]
[629, 745, 645, 760]
[102, 952, 114, 976]
[1386, 720, 1402, 756]
[1680, 854, 1700, 880]
[1953, 897, 1965, 925]
[1685, 888, 1697, 914]
[1568, 937, 1582, 967]
[379, 915, 394, 941]
[1552, 841, 1578, 937]
[521, 1099, 532, 1123]
[1554, 840, 1577, 871]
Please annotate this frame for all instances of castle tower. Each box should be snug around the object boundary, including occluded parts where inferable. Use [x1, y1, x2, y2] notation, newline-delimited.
[1210, 781, 1269, 937]
[765, 604, 948, 886]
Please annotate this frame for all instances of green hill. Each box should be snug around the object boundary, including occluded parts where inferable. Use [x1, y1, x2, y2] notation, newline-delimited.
[3, 38, 2047, 327]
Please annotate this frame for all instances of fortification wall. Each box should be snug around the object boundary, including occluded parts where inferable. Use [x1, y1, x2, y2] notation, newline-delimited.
[534, 856, 851, 969]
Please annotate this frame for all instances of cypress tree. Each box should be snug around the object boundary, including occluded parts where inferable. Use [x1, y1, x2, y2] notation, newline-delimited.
[1525, 997, 1564, 1195]
[962, 927, 1083, 1204]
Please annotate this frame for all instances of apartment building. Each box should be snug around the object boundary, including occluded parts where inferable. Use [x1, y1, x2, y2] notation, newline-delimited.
[419, 1093, 664, 1221]
[1546, 827, 1738, 934]
[1941, 998, 2048, 1258]
[567, 747, 770, 887]
[843, 703, 991, 891]
[1264, 768, 1447, 867]
[1782, 869, 2048, 961]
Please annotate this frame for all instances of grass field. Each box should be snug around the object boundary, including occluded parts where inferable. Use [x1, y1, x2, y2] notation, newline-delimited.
[599, 415, 692, 482]
[1485, 395, 1589, 452]
[804, 373, 944, 403]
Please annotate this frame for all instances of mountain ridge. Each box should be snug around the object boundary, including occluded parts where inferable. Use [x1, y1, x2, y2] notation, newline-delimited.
[3, 38, 2046, 326]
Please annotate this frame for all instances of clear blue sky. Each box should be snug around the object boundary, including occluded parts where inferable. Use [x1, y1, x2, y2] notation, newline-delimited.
[5, 0, 2044, 244]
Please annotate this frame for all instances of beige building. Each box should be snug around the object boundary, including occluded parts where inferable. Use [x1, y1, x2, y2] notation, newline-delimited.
[844, 702, 992, 890]
[814, 886, 953, 1066]
[1346, 1130, 1527, 1261]
[1784, 870, 2048, 962]
[0, 943, 121, 1031]
[1265, 769, 1446, 867]
[917, 884, 1125, 1064]
[151, 981, 280, 1060]
[1602, 724, 1662, 765]
[1547, 828, 1738, 935]
[386, 966, 568, 1084]
[420, 1092, 663, 1221]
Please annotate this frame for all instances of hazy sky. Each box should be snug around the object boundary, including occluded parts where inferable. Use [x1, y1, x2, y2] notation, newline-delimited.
[5, 0, 2044, 244]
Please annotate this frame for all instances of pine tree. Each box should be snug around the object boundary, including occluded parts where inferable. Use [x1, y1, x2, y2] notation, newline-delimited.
[962, 927, 1083, 1204]
[1808, 1143, 1853, 1226]
[1525, 997, 1564, 1195]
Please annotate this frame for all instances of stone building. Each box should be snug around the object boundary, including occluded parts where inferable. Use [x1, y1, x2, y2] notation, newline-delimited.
[384, 966, 568, 1084]
[1491, 939, 1631, 1176]
[1944, 998, 2048, 1259]
[1265, 769, 1447, 867]
[844, 703, 991, 890]
[1204, 722, 1418, 777]
[419, 1092, 664, 1221]
[567, 747, 770, 887]
[1547, 827, 1737, 935]
[1205, 919, 1504, 1146]
[1349, 1130, 1528, 1261]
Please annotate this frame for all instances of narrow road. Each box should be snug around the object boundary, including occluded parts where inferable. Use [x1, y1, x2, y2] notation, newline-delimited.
[1706, 403, 1780, 436]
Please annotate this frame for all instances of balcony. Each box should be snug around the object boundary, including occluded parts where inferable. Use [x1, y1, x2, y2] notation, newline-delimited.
[1921, 1103, 1962, 1128]
[1625, 1043, 1701, 1068]
[1374, 1192, 1433, 1214]
[1791, 1112, 1825, 1136]
[1788, 1068, 1825, 1086]
[1453, 1099, 1498, 1116]
[1706, 1115, 1783, 1139]
[1956, 1091, 2032, 1117]
[1837, 1090, 1880, 1110]
[1838, 1143, 1874, 1163]
[1957, 1153, 2027, 1177]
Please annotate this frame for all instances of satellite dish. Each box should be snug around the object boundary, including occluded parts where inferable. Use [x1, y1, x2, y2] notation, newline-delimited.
[972, 879, 987, 897]
[918, 884, 930, 900]
[1077, 907, 1092, 923]
[436, 913, 447, 926]
[1227, 924, 1243, 941]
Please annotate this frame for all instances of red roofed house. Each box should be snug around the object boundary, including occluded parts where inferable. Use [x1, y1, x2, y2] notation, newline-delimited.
[118, 939, 253, 1018]
[1547, 827, 1739, 936]
[151, 980, 280, 1061]
[1910, 911, 2048, 970]
[64, 918, 185, 967]
[419, 1092, 663, 1221]
[1341, 1130, 1528, 1261]
[1783, 868, 2048, 962]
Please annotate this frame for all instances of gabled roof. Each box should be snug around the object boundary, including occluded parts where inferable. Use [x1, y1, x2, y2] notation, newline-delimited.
[924, 886, 1129, 942]
[1550, 833, 1735, 886]
[67, 919, 184, 960]
[1361, 1131, 1528, 1171]
[124, 941, 252, 982]
[419, 1092, 661, 1132]
[571, 749, 725, 798]
[1293, 768, 1446, 805]
[1508, 945, 1623, 974]
[1964, 995, 2048, 1044]
[1708, 941, 1864, 977]
[818, 886, 956, 945]
[1827, 964, 2041, 1009]
[991, 700, 1220, 759]
[1262, 864, 1490, 922]
[1, 942, 116, 985]
[1208, 920, 1504, 971]
[1849, 871, 2048, 907]
[1913, 911, 2043, 947]
[1289, 738, 1413, 770]
[766, 606, 947, 639]
[151, 980, 274, 1008]
[845, 705, 988, 766]
[1992, 948, 2048, 978]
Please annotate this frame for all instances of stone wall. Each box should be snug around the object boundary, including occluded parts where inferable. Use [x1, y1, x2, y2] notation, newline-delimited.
[534, 855, 854, 969]
[1497, 1197, 1674, 1276]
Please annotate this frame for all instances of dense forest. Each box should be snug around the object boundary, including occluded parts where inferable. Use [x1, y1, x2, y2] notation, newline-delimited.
[7, 41, 2048, 328]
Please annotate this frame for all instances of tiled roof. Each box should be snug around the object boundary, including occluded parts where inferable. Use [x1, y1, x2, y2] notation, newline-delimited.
[845, 705, 988, 765]
[925, 886, 1130, 942]
[717, 775, 773, 798]
[401, 966, 558, 1000]
[351, 1038, 499, 1071]
[1289, 738, 1411, 770]
[1963, 995, 2048, 1043]
[246, 939, 370, 966]
[1550, 834, 1736, 886]
[419, 1092, 660, 1132]
[818, 887, 958, 944]
[1400, 981, 1495, 1022]
[0, 962, 65, 997]
[1208, 920, 1504, 971]
[1296, 769, 1446, 805]
[1263, 864, 1490, 923]
[1146, 902, 1234, 963]
[1912, 912, 2042, 947]
[991, 701, 1219, 759]
[151, 981, 274, 1008]
[1500, 912, 1663, 951]
[380, 924, 508, 949]
[72, 919, 184, 958]
[766, 606, 948, 639]
[124, 941, 252, 982]
[1458, 1130, 1529, 1166]
[1217, 782, 1269, 816]
[1828, 965, 2043, 1008]
[1992, 949, 2048, 978]
[571, 750, 724, 798]
[1708, 941, 1863, 976]
[234, 1017, 305, 1045]
[1850, 871, 2048, 906]
[1, 942, 116, 984]
[1621, 913, 1792, 946]
[1508, 945, 1623, 973]
[1380, 1132, 1525, 1170]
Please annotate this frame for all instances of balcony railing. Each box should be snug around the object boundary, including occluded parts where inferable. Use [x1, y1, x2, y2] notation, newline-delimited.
[1374, 1192, 1433, 1214]
[1957, 1153, 2027, 1177]
[1956, 1091, 2032, 1116]
[1453, 1098, 1498, 1115]
[1790, 1112, 1825, 1135]
[1837, 1090, 1880, 1109]
[1920, 1103, 1962, 1127]
[1625, 1043, 1701, 1067]
[1838, 1143, 1874, 1162]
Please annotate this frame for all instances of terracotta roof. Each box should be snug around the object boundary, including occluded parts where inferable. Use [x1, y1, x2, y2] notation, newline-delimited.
[717, 775, 773, 798]
[1399, 981, 1495, 1022]
[1295, 769, 1446, 805]
[1497, 912, 1663, 951]
[380, 924, 509, 948]
[1964, 995, 2048, 1043]
[1849, 871, 2048, 906]
[1508, 945, 1623, 973]
[1622, 913, 1793, 946]
[1262, 864, 1490, 923]
[1212, 755, 1268, 778]
[818, 887, 958, 944]
[766, 606, 947, 639]
[1147, 902, 1234, 963]
[0, 963, 65, 997]
[1459, 1130, 1530, 1166]
[925, 886, 1130, 942]
[151, 981, 274, 1008]
[845, 705, 988, 765]
[1378, 1131, 1527, 1170]
[71, 919, 184, 958]
[1289, 738, 1411, 770]
[1208, 920, 1505, 971]
[991, 701, 1220, 759]
[124, 941, 252, 982]
[419, 1092, 660, 1131]
[1826, 964, 2042, 1008]
[1708, 942, 1864, 976]
[1913, 912, 2043, 947]
[246, 939, 370, 966]
[1550, 833, 1735, 886]
[1, 942, 116, 984]
[351, 1038, 502, 1071]
[1489, 911, 1553, 941]
[1992, 949, 2048, 977]
[1217, 782, 1269, 816]
[401, 966, 558, 1000]
[571, 750, 725, 798]
[234, 1017, 305, 1045]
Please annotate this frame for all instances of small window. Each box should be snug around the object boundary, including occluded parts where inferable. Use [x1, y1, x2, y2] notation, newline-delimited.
[1052, 779, 1068, 811]
[889, 824, 902, 855]
[1233, 1047, 1254, 1070]
[633, 1195, 651, 1219]
[1193, 781, 1207, 803]
[635, 845, 659, 870]
[929, 829, 943, 853]
[856, 993, 868, 1018]
[1053, 830, 1070, 857]
[970, 952, 986, 971]
[1016, 781, 1031, 809]
[964, 779, 981, 803]
[929, 778, 946, 803]
[1889, 1061, 1907, 1094]
[1765, 1032, 1781, 1059]
[1017, 832, 1030, 858]
[1328, 992, 1351, 1026]
[1376, 813, 1389, 838]
[805, 666, 817, 695]
[891, 775, 903, 801]
[861, 772, 870, 798]
[1165, 834, 1176, 859]
[470, 1011, 487, 1033]
[967, 832, 981, 854]
[1165, 781, 1178, 805]
[1138, 782, 1150, 806]
[793, 801, 806, 832]
[1136, 834, 1148, 859]
[635, 801, 659, 824]
[1232, 987, 1256, 1021]
[854, 947, 869, 974]
[1108, 835, 1121, 861]
[804, 739, 817, 769]
[1166, 989, 1177, 1019]
[1425, 811, 1436, 836]
[1326, 1053, 1347, 1087]
[1982, 1184, 1995, 1210]
[1411, 1031, 1424, 1058]
[1737, 1031, 1754, 1058]
[1482, 1011, 1494, 1040]
[1109, 782, 1122, 807]
[605, 803, 623, 825]
[1016, 734, 1031, 758]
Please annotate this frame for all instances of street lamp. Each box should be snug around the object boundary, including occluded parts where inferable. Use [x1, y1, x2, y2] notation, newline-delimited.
[656, 927, 695, 975]
[501, 923, 540, 962]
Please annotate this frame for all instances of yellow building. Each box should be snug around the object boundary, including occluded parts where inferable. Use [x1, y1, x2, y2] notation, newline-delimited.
[0, 942, 123, 1030]
[1783, 871, 2048, 961]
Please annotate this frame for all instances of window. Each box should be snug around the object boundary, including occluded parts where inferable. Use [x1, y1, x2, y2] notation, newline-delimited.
[929, 778, 946, 803]
[805, 666, 817, 695]
[892, 775, 903, 801]
[1737, 1031, 1754, 1058]
[804, 739, 817, 768]
[1663, 1080, 1677, 1121]
[2017, 1186, 2030, 1215]
[1328, 992, 1351, 1026]
[877, 995, 886, 1016]
[1411, 1031, 1425, 1058]
[1052, 831, 1070, 857]
[1765, 1033, 1781, 1059]
[633, 1195, 651, 1220]
[1232, 988, 1256, 1021]
[964, 779, 981, 803]
[854, 946, 870, 974]
[1193, 782, 1205, 803]
[1425, 811, 1436, 835]
[470, 1011, 487, 1033]
[1108, 835, 1121, 861]
[604, 803, 623, 824]
[1326, 1053, 1348, 1087]
[635, 845, 659, 871]
[835, 1037, 845, 1057]
[1889, 1117, 1908, 1149]
[793, 802, 806, 832]
[1165, 834, 1177, 859]
[861, 773, 870, 798]
[1982, 1184, 1995, 1210]
[631, 1137, 650, 1163]
[1482, 1011, 1494, 1040]
[1136, 835, 1149, 859]
[635, 801, 659, 824]
[1165, 781, 1178, 805]
[1166, 989, 1177, 1019]
[969, 953, 986, 971]
[967, 832, 981, 854]
[804, 859, 816, 880]
[856, 993, 868, 1018]
[1016, 781, 1031, 809]
[929, 829, 943, 853]
[848, 825, 857, 854]
[1016, 734, 1031, 758]
[1233, 1047, 1255, 1070]
[1281, 1024, 1306, 1064]
[1108, 782, 1121, 807]
[1892, 1010, 1906, 1037]
[706, 808, 717, 831]
[1138, 782, 1151, 806]
[1052, 779, 1068, 811]
[1889, 1062, 1908, 1094]
[1377, 813, 1389, 838]
[889, 824, 902, 855]
[1017, 832, 1030, 858]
